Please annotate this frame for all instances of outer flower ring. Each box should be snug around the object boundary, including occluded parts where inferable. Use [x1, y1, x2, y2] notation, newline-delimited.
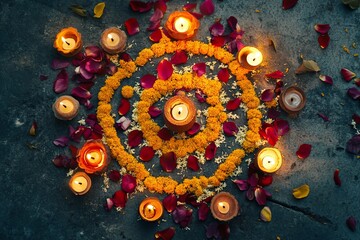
[97, 34, 262, 196]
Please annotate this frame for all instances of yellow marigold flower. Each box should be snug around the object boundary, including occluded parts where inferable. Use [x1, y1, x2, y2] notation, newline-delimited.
[208, 176, 221, 186]
[237, 80, 253, 91]
[192, 41, 201, 54]
[247, 98, 260, 109]
[218, 112, 228, 123]
[246, 130, 260, 143]
[151, 43, 166, 57]
[175, 41, 187, 51]
[185, 41, 195, 52]
[98, 86, 114, 103]
[242, 140, 256, 153]
[121, 85, 134, 99]
[248, 118, 262, 132]
[134, 56, 148, 66]
[138, 48, 154, 59]
[175, 184, 187, 195]
[206, 96, 220, 105]
[199, 42, 209, 55]
[247, 109, 262, 119]
[207, 44, 215, 57]
[265, 98, 278, 108]
[165, 41, 177, 54]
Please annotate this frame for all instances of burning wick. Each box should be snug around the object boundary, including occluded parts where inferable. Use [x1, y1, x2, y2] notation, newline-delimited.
[74, 181, 82, 185]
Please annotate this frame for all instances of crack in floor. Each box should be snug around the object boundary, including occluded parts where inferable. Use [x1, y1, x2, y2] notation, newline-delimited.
[268, 198, 333, 225]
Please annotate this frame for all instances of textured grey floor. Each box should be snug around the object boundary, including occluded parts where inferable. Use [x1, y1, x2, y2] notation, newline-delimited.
[0, 0, 359, 239]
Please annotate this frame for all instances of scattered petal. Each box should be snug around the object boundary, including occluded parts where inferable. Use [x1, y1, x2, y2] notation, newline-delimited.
[118, 98, 131, 115]
[84, 45, 104, 61]
[140, 74, 157, 89]
[150, 8, 164, 22]
[211, 36, 226, 47]
[187, 155, 200, 171]
[275, 80, 284, 95]
[254, 188, 269, 205]
[227, 16, 238, 31]
[233, 179, 249, 191]
[119, 52, 132, 62]
[149, 29, 163, 42]
[155, 227, 175, 240]
[267, 108, 281, 119]
[282, 0, 298, 10]
[71, 86, 92, 100]
[198, 202, 209, 221]
[154, 0, 167, 13]
[223, 121, 238, 136]
[258, 175, 273, 187]
[265, 70, 284, 79]
[261, 89, 275, 102]
[160, 152, 177, 172]
[129, 0, 153, 13]
[69, 145, 78, 158]
[52, 155, 67, 168]
[51, 59, 70, 70]
[292, 184, 310, 199]
[195, 89, 206, 103]
[209, 21, 224, 37]
[162, 194, 177, 213]
[157, 59, 173, 80]
[121, 174, 137, 193]
[226, 98, 241, 111]
[353, 114, 360, 125]
[108, 170, 121, 182]
[296, 144, 312, 159]
[318, 113, 330, 122]
[314, 24, 331, 34]
[29, 121, 37, 136]
[39, 74, 48, 81]
[116, 116, 131, 130]
[347, 87, 360, 100]
[172, 206, 193, 228]
[274, 119, 290, 136]
[205, 142, 217, 161]
[139, 146, 155, 162]
[260, 206, 272, 222]
[318, 34, 330, 49]
[170, 51, 188, 65]
[127, 130, 143, 148]
[347, 216, 357, 232]
[187, 122, 200, 136]
[124, 18, 140, 35]
[346, 135, 360, 155]
[334, 169, 341, 186]
[93, 2, 105, 18]
[200, 0, 215, 15]
[112, 190, 127, 208]
[104, 198, 114, 211]
[158, 127, 173, 140]
[53, 136, 69, 147]
[183, 3, 197, 11]
[295, 60, 320, 74]
[189, 11, 203, 20]
[217, 68, 230, 83]
[340, 68, 356, 82]
[319, 75, 333, 85]
[265, 127, 279, 146]
[192, 62, 206, 77]
[53, 69, 68, 93]
[149, 106, 162, 118]
[69, 5, 87, 17]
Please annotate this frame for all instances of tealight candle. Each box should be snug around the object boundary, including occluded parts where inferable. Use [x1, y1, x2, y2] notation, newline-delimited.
[279, 86, 306, 116]
[255, 147, 283, 174]
[77, 140, 109, 174]
[210, 192, 239, 221]
[100, 27, 127, 55]
[139, 197, 163, 221]
[165, 11, 200, 40]
[54, 27, 83, 57]
[237, 46, 263, 70]
[164, 91, 196, 132]
[68, 172, 92, 195]
[52, 95, 80, 120]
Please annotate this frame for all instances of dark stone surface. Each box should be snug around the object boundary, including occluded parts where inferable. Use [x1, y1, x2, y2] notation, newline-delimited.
[0, 0, 359, 239]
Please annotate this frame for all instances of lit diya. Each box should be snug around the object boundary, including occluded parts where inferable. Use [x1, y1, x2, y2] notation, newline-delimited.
[163, 91, 196, 132]
[68, 172, 92, 195]
[52, 95, 80, 120]
[210, 192, 239, 221]
[237, 46, 263, 70]
[165, 11, 200, 40]
[279, 86, 306, 116]
[77, 140, 109, 174]
[255, 147, 283, 174]
[139, 197, 163, 221]
[100, 27, 127, 54]
[53, 27, 83, 57]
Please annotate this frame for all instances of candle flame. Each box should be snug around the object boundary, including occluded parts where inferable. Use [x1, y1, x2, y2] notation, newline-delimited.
[61, 36, 70, 46]
[107, 33, 114, 42]
[74, 181, 82, 185]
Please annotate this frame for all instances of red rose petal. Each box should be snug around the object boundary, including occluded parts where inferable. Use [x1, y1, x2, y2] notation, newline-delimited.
[118, 98, 131, 115]
[51, 59, 70, 70]
[274, 119, 290, 136]
[149, 29, 163, 42]
[233, 179, 249, 191]
[347, 216, 357, 232]
[84, 59, 104, 73]
[147, 20, 161, 32]
[353, 114, 360, 125]
[319, 74, 333, 85]
[282, 0, 298, 10]
[183, 3, 197, 11]
[255, 188, 271, 205]
[200, 0, 214, 15]
[125, 18, 140, 36]
[227, 16, 238, 31]
[160, 152, 177, 172]
[267, 108, 281, 119]
[149, 105, 162, 117]
[129, 0, 154, 12]
[258, 175, 273, 187]
[140, 74, 157, 89]
[139, 146, 155, 162]
[127, 130, 143, 148]
[314, 24, 331, 35]
[157, 59, 173, 80]
[334, 169, 341, 186]
[121, 174, 137, 193]
[341, 68, 356, 82]
[318, 34, 330, 49]
[186, 122, 200, 136]
[150, 8, 163, 22]
[172, 206, 193, 228]
[52, 155, 66, 168]
[71, 86, 92, 100]
[187, 155, 200, 171]
[84, 46, 104, 62]
[158, 127, 173, 140]
[112, 190, 127, 208]
[170, 51, 188, 65]
[119, 52, 133, 62]
[155, 227, 175, 240]
[346, 135, 360, 155]
[108, 170, 121, 182]
[198, 202, 209, 221]
[53, 69, 68, 93]
[69, 145, 78, 158]
[189, 11, 203, 19]
[347, 87, 360, 100]
[211, 36, 226, 47]
[217, 68, 230, 83]
[223, 121, 238, 136]
[296, 144, 312, 159]
[318, 113, 330, 122]
[261, 89, 275, 102]
[226, 98, 241, 111]
[265, 126, 279, 146]
[205, 142, 217, 161]
[195, 89, 206, 103]
[162, 194, 177, 213]
[265, 70, 284, 79]
[192, 62, 206, 77]
[275, 80, 284, 95]
[53, 136, 69, 147]
[154, 0, 167, 13]
[78, 65, 94, 80]
[104, 198, 114, 211]
[209, 21, 224, 37]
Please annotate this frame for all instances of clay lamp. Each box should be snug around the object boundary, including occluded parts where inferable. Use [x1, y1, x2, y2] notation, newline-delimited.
[210, 192, 240, 221]
[52, 95, 80, 120]
[68, 172, 92, 195]
[77, 140, 109, 174]
[255, 147, 283, 174]
[139, 197, 163, 221]
[279, 86, 306, 116]
[100, 27, 127, 54]
[165, 11, 200, 40]
[237, 46, 263, 70]
[53, 27, 83, 57]
[163, 91, 196, 132]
